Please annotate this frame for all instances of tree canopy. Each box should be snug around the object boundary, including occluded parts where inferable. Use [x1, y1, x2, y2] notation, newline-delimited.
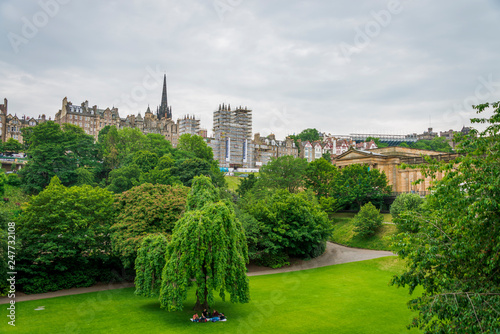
[19, 122, 98, 194]
[256, 155, 308, 193]
[134, 234, 169, 298]
[17, 176, 117, 293]
[390, 102, 500, 333]
[159, 176, 249, 311]
[111, 183, 189, 268]
[331, 164, 392, 209]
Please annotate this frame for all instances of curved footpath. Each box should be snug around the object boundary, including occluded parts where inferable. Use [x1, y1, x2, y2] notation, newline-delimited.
[0, 242, 394, 305]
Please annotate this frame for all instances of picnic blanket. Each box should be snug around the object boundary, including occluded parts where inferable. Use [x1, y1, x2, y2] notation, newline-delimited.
[190, 318, 227, 322]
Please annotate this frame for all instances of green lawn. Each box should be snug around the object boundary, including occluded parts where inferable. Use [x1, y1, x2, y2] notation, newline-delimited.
[1, 257, 420, 333]
[330, 214, 397, 251]
[224, 176, 241, 192]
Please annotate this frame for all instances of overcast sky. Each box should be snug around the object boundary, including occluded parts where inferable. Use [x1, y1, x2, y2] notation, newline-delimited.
[1, 0, 499, 138]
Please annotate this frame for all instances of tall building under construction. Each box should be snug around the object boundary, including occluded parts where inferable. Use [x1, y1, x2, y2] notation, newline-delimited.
[211, 104, 253, 168]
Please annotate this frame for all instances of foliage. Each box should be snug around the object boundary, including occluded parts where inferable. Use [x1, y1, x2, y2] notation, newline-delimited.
[290, 128, 320, 143]
[5, 173, 21, 187]
[236, 173, 257, 197]
[134, 234, 169, 298]
[256, 155, 307, 193]
[19, 122, 98, 194]
[390, 102, 500, 333]
[390, 193, 424, 233]
[111, 183, 189, 268]
[107, 164, 142, 193]
[353, 202, 384, 238]
[2, 138, 23, 153]
[177, 134, 213, 161]
[16, 177, 117, 293]
[366, 137, 389, 148]
[159, 176, 249, 311]
[304, 157, 338, 198]
[0, 171, 6, 197]
[171, 158, 225, 188]
[132, 150, 159, 173]
[245, 190, 331, 266]
[410, 136, 453, 152]
[331, 163, 392, 209]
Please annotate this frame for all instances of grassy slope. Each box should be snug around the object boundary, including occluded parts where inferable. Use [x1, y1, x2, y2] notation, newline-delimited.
[225, 176, 241, 192]
[330, 213, 397, 251]
[1, 257, 420, 334]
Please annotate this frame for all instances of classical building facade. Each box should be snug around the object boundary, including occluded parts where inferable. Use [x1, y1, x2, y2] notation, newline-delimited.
[210, 104, 253, 168]
[334, 146, 457, 194]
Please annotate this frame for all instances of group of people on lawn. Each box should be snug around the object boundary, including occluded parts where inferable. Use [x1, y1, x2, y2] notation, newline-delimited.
[192, 309, 226, 322]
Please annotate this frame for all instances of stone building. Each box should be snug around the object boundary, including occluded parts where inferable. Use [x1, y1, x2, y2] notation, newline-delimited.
[253, 133, 298, 167]
[334, 146, 457, 194]
[210, 104, 253, 168]
[1, 98, 47, 144]
[54, 75, 182, 146]
[178, 115, 200, 136]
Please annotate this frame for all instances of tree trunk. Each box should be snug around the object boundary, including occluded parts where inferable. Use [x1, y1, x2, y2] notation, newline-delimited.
[192, 288, 209, 311]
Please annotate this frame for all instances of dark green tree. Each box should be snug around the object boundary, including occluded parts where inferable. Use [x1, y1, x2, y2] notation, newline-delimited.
[132, 150, 159, 173]
[390, 102, 500, 333]
[159, 176, 249, 311]
[0, 171, 6, 197]
[107, 164, 142, 193]
[16, 176, 117, 293]
[246, 189, 331, 267]
[331, 164, 392, 209]
[257, 155, 308, 193]
[304, 157, 338, 198]
[111, 183, 189, 268]
[19, 122, 98, 194]
[353, 202, 384, 238]
[177, 134, 213, 161]
[2, 138, 23, 154]
[236, 173, 257, 197]
[390, 193, 424, 233]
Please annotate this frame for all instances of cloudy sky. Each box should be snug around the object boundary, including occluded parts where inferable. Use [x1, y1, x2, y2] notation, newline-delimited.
[1, 0, 499, 139]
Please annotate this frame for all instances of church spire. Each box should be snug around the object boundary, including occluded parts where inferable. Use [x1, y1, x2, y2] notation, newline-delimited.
[157, 73, 172, 120]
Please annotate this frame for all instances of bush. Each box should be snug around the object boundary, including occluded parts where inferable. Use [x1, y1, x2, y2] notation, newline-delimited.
[390, 193, 424, 233]
[353, 202, 383, 238]
[6, 173, 21, 186]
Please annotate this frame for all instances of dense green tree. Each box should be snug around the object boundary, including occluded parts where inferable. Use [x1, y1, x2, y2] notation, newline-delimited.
[246, 190, 331, 267]
[292, 128, 320, 142]
[331, 164, 392, 209]
[366, 137, 389, 148]
[411, 136, 453, 152]
[0, 171, 6, 197]
[390, 102, 500, 333]
[107, 164, 142, 193]
[177, 134, 213, 161]
[2, 138, 23, 154]
[132, 150, 159, 173]
[19, 122, 98, 194]
[140, 168, 180, 187]
[353, 202, 383, 238]
[134, 234, 169, 298]
[16, 177, 117, 293]
[159, 176, 249, 311]
[111, 183, 189, 268]
[171, 158, 225, 188]
[304, 158, 338, 198]
[236, 173, 257, 197]
[6, 173, 21, 187]
[257, 155, 308, 193]
[390, 193, 424, 233]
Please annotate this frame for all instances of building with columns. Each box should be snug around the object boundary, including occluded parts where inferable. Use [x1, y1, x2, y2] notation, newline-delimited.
[334, 146, 458, 194]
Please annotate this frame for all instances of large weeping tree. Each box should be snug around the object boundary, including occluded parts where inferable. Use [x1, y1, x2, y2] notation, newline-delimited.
[159, 176, 250, 311]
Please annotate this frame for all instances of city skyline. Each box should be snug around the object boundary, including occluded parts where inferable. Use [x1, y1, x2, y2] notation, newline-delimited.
[1, 1, 499, 138]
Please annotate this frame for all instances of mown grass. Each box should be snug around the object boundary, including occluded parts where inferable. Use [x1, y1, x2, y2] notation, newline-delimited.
[330, 213, 397, 251]
[0, 257, 420, 334]
[224, 176, 241, 192]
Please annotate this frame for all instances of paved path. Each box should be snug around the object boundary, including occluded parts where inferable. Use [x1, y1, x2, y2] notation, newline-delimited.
[0, 242, 394, 304]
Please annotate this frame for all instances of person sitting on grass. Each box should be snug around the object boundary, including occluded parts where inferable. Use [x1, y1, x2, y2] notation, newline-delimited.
[219, 313, 226, 320]
[212, 309, 220, 319]
[202, 309, 209, 318]
[192, 313, 199, 322]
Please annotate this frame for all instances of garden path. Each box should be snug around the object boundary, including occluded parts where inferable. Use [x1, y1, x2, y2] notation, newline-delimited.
[0, 242, 394, 304]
